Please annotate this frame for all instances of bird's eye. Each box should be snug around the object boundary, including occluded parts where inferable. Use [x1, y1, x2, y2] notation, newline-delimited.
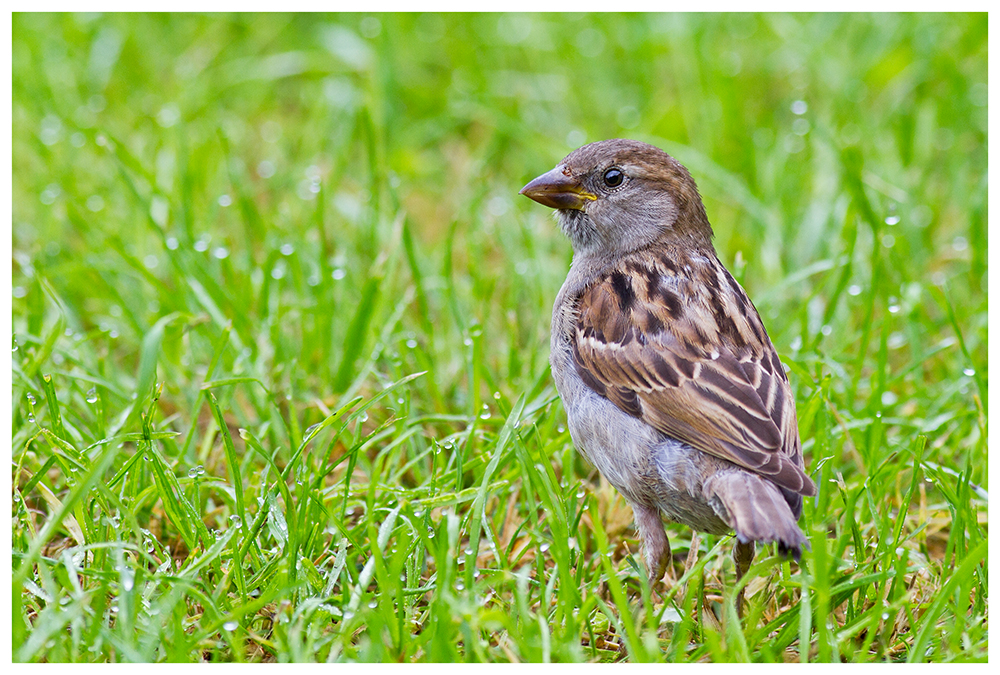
[603, 167, 624, 188]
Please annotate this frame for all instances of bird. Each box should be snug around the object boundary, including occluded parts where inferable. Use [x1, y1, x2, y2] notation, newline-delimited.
[520, 139, 816, 615]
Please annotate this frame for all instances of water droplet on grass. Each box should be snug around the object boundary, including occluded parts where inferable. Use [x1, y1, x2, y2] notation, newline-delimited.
[84, 194, 107, 214]
[223, 620, 238, 631]
[885, 215, 900, 225]
[963, 368, 975, 377]
[86, 388, 98, 403]
[368, 600, 378, 609]
[257, 160, 276, 178]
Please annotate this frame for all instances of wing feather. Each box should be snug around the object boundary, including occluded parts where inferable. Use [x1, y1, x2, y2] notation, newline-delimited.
[572, 248, 816, 496]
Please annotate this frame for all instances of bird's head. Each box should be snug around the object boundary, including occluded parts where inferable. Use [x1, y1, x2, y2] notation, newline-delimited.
[520, 139, 714, 258]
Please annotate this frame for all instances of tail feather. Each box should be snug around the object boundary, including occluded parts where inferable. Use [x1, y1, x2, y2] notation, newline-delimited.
[703, 470, 808, 559]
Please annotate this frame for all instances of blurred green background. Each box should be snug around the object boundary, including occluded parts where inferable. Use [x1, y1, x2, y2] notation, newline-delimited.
[12, 13, 987, 663]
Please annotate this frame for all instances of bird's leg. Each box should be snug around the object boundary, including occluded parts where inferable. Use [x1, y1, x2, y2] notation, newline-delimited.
[733, 540, 755, 619]
[632, 503, 671, 587]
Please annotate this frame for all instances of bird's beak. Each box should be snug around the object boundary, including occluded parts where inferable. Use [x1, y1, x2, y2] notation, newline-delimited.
[519, 166, 596, 211]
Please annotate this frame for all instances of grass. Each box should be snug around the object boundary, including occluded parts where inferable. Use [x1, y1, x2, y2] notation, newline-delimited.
[11, 12, 987, 663]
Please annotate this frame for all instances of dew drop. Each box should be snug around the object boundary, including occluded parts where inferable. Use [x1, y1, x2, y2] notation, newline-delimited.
[26, 393, 36, 405]
[86, 388, 98, 403]
[463, 337, 473, 347]
[847, 284, 862, 296]
[223, 620, 238, 631]
[885, 215, 900, 226]
[479, 404, 491, 420]
[280, 243, 295, 256]
[405, 338, 418, 349]
[576, 490, 585, 499]
[963, 368, 975, 377]
[539, 543, 550, 553]
[368, 600, 378, 609]
[455, 581, 465, 591]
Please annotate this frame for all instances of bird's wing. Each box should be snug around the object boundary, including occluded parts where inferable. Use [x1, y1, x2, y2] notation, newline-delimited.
[572, 248, 816, 496]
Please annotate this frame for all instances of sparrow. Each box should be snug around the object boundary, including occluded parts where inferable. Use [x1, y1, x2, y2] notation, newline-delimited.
[520, 139, 815, 613]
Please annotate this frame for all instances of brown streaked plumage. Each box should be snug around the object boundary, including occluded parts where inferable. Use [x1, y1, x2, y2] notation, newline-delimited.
[521, 139, 815, 615]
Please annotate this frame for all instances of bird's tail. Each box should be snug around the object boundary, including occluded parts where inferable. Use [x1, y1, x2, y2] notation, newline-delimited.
[703, 471, 809, 559]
